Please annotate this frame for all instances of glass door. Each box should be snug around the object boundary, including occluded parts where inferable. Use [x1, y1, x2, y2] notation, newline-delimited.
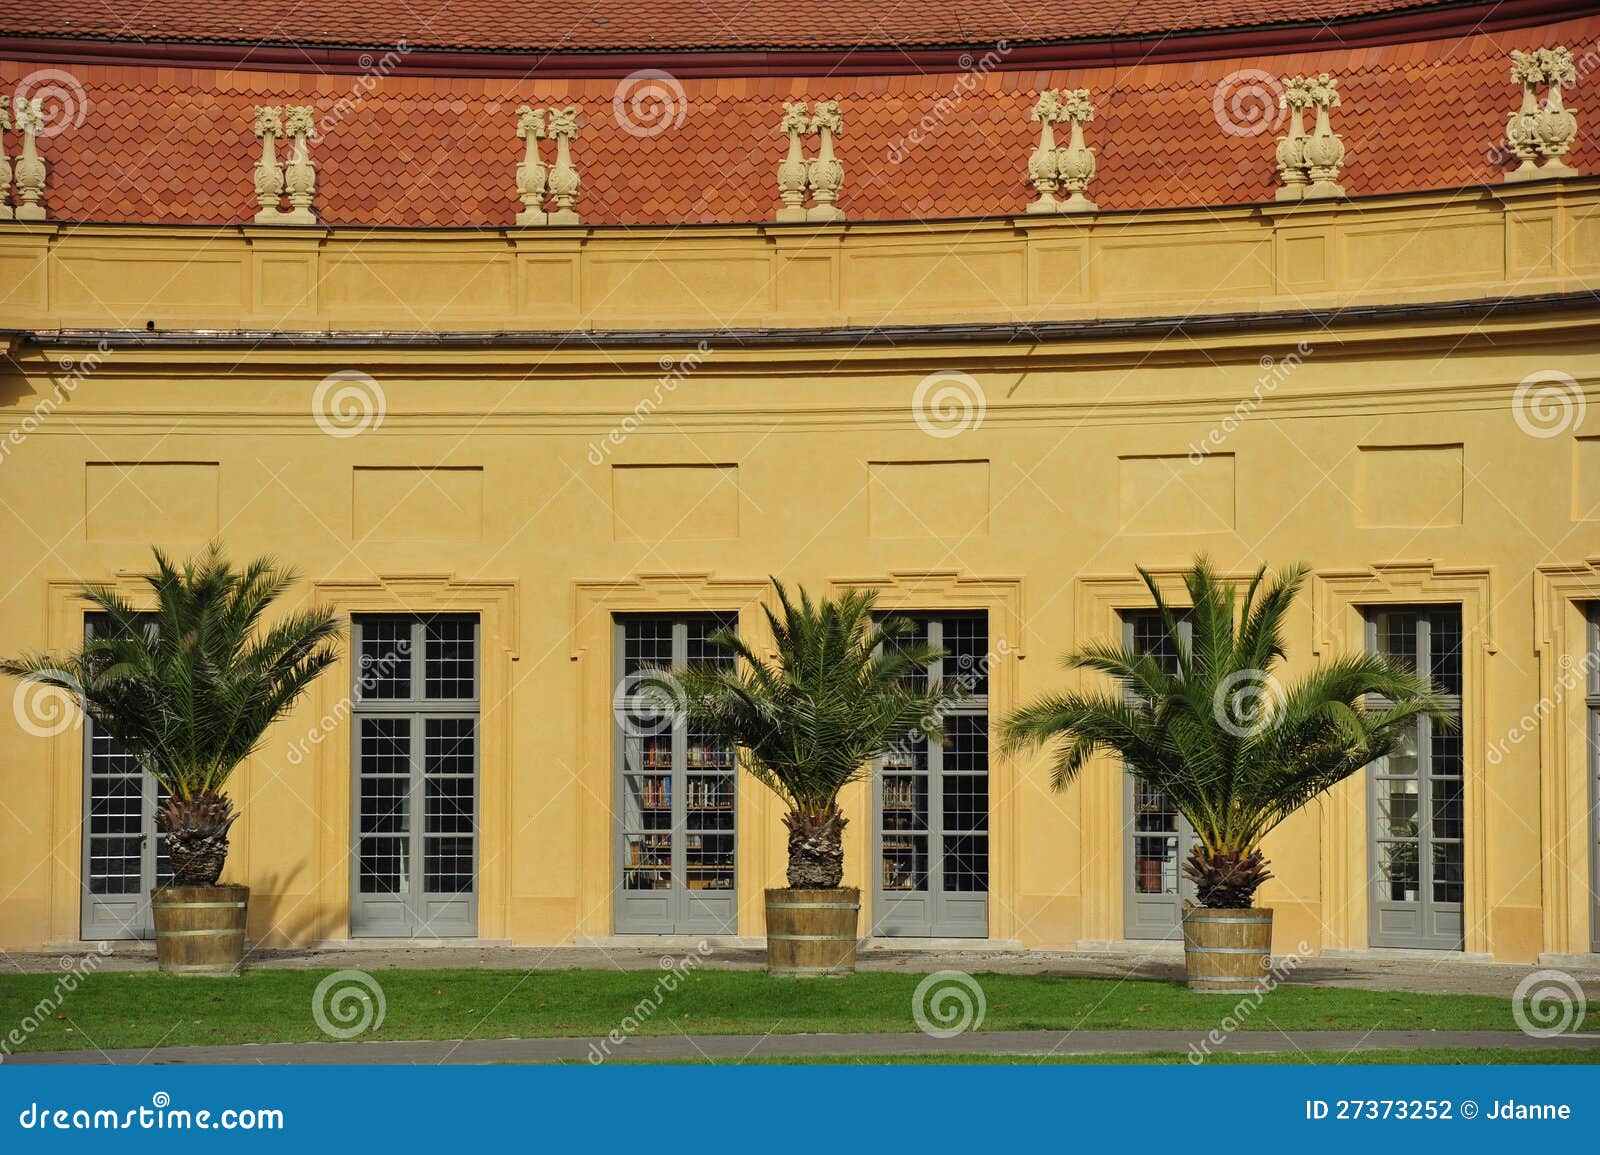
[614, 615, 738, 934]
[80, 613, 170, 940]
[1366, 607, 1464, 950]
[872, 613, 989, 938]
[1121, 610, 1198, 939]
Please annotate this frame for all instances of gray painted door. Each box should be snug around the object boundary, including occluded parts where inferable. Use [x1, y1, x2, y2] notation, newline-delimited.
[1121, 610, 1197, 940]
[873, 614, 989, 938]
[614, 615, 738, 934]
[350, 615, 479, 938]
[1367, 607, 1464, 950]
[81, 721, 171, 940]
[80, 613, 170, 941]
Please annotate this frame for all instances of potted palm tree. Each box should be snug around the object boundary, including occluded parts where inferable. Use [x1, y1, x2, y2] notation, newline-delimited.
[662, 582, 965, 976]
[1003, 557, 1447, 992]
[2, 545, 339, 976]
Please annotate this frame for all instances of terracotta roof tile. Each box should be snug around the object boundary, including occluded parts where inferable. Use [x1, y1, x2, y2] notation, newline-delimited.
[0, 0, 1517, 54]
[4, 13, 1596, 227]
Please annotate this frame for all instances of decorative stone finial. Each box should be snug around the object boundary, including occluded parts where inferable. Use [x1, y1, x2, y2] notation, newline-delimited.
[1274, 77, 1314, 200]
[13, 96, 48, 220]
[1025, 91, 1064, 213]
[806, 100, 845, 223]
[1505, 47, 1579, 181]
[514, 106, 549, 226]
[281, 106, 317, 224]
[546, 106, 581, 225]
[1054, 89, 1097, 213]
[1301, 74, 1346, 199]
[252, 106, 286, 223]
[0, 95, 12, 222]
[776, 101, 811, 222]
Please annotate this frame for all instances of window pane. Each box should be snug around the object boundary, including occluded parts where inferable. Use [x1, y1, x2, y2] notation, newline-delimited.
[424, 617, 476, 700]
[358, 619, 412, 700]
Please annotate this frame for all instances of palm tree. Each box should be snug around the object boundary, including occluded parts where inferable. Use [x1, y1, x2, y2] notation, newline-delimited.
[663, 581, 966, 888]
[1002, 557, 1448, 907]
[1, 544, 340, 886]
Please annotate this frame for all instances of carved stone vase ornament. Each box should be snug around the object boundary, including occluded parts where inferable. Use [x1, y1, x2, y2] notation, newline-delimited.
[514, 106, 549, 225]
[1055, 88, 1098, 213]
[776, 101, 811, 222]
[281, 106, 318, 224]
[1025, 90, 1064, 213]
[0, 95, 12, 222]
[1275, 76, 1314, 200]
[1504, 46, 1580, 181]
[1302, 74, 1346, 199]
[806, 100, 845, 222]
[252, 106, 285, 223]
[547, 106, 582, 225]
[13, 96, 48, 220]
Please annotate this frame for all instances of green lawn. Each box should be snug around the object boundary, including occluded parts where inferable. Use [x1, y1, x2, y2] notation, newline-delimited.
[3, 967, 1584, 1055]
[602, 1049, 1600, 1066]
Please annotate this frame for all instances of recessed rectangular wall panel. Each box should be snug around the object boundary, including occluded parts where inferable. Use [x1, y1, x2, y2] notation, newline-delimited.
[612, 464, 740, 541]
[1574, 437, 1600, 520]
[1117, 454, 1235, 534]
[868, 460, 989, 539]
[353, 467, 484, 542]
[85, 462, 219, 541]
[1356, 445, 1463, 527]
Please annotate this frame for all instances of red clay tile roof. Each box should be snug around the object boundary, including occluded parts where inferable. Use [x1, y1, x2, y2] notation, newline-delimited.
[3, 12, 1594, 226]
[0, 0, 1509, 54]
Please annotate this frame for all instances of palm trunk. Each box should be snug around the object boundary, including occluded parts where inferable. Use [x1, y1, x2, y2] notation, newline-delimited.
[783, 804, 847, 889]
[1183, 843, 1272, 909]
[159, 792, 240, 886]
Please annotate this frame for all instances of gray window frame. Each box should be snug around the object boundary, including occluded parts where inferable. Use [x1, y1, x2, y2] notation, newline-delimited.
[612, 614, 739, 935]
[871, 612, 990, 939]
[349, 614, 481, 939]
[1119, 609, 1198, 940]
[1365, 606, 1465, 951]
[80, 612, 169, 941]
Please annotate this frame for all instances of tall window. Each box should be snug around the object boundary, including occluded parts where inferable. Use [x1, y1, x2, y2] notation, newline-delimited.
[873, 612, 989, 938]
[350, 615, 480, 938]
[613, 614, 738, 934]
[1367, 606, 1464, 951]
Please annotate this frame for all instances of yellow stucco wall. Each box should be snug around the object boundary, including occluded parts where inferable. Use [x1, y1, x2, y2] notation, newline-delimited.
[2, 183, 1598, 960]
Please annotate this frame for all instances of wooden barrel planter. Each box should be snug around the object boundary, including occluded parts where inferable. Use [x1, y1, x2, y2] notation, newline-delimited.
[151, 885, 249, 977]
[1182, 906, 1273, 993]
[765, 887, 860, 977]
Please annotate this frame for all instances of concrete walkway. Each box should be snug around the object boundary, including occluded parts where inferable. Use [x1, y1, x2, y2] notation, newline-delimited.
[10, 1029, 1600, 1065]
[9, 941, 1600, 998]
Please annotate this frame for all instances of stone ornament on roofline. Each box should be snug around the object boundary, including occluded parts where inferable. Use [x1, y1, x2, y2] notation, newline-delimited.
[13, 95, 49, 220]
[1506, 46, 1580, 182]
[771, 99, 846, 223]
[547, 107, 582, 225]
[512, 105, 581, 226]
[1275, 74, 1345, 201]
[1025, 89, 1098, 214]
[252, 105, 318, 225]
[0, 96, 12, 221]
